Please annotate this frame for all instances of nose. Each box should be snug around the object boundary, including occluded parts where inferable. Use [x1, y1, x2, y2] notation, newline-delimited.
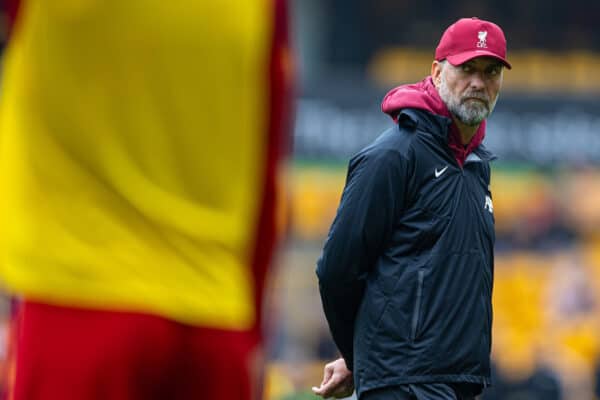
[469, 72, 485, 90]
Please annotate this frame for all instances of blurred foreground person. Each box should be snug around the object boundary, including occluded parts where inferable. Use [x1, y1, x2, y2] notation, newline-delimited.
[0, 0, 291, 399]
[313, 18, 510, 400]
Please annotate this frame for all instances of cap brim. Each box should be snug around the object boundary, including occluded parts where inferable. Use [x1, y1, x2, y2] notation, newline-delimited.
[446, 50, 512, 69]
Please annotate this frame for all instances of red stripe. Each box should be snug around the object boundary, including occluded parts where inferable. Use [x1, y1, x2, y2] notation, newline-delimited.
[10, 301, 257, 400]
[3, 299, 21, 400]
[250, 0, 293, 342]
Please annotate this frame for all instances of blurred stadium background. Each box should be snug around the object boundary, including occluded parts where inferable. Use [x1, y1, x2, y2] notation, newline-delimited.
[3, 1, 600, 399]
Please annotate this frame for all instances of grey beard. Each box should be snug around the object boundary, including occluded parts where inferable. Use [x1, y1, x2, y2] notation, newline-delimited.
[438, 78, 498, 126]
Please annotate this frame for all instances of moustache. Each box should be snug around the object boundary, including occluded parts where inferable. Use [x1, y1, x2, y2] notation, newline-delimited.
[461, 93, 489, 106]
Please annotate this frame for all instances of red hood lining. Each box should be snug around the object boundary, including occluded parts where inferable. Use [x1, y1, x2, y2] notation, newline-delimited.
[381, 76, 485, 167]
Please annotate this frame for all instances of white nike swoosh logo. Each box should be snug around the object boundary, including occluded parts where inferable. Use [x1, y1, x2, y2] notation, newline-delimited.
[435, 166, 449, 178]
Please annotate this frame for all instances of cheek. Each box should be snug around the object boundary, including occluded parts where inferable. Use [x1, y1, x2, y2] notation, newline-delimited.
[447, 79, 466, 97]
[487, 80, 502, 98]
[457, 83, 472, 99]
[451, 76, 471, 94]
[487, 86, 499, 101]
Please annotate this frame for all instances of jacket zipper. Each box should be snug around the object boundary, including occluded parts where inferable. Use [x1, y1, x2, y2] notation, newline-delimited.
[411, 269, 425, 341]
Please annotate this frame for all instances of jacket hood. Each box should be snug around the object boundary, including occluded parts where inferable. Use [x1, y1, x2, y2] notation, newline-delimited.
[381, 76, 486, 166]
[381, 76, 452, 121]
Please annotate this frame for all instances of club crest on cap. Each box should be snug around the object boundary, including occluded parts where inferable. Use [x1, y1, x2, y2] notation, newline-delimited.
[477, 31, 488, 48]
[435, 17, 511, 69]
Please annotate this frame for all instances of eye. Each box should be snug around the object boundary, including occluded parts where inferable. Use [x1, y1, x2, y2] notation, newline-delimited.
[461, 64, 473, 73]
[486, 65, 502, 76]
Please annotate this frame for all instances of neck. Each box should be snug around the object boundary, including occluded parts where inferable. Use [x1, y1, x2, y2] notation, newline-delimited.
[452, 116, 480, 145]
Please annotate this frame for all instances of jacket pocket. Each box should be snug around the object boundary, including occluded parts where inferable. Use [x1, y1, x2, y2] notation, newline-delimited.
[410, 268, 425, 341]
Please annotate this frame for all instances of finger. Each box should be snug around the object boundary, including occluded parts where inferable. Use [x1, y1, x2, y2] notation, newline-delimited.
[312, 383, 334, 398]
[312, 384, 330, 397]
[314, 373, 343, 397]
[320, 364, 334, 386]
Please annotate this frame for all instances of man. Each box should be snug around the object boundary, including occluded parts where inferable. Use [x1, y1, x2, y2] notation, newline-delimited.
[312, 17, 510, 400]
[0, 0, 291, 399]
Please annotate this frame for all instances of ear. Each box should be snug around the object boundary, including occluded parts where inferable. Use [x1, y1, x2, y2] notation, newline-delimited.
[431, 61, 443, 88]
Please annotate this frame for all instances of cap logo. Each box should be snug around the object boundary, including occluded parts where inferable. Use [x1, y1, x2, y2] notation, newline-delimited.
[477, 31, 488, 48]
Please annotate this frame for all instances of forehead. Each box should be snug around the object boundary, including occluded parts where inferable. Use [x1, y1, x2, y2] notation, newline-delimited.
[460, 57, 503, 69]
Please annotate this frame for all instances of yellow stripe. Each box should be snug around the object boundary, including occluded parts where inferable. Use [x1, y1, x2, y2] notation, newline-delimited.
[0, 0, 274, 329]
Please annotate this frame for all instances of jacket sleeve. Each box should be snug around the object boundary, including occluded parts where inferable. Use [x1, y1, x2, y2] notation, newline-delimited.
[316, 148, 409, 370]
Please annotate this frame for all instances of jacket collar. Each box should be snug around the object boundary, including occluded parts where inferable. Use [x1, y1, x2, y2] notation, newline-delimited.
[397, 108, 497, 163]
[396, 108, 452, 140]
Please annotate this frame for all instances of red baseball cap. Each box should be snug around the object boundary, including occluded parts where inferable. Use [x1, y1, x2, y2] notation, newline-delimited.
[435, 17, 511, 69]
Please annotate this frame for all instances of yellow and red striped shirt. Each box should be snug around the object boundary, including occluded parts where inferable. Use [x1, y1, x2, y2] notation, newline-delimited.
[0, 0, 291, 330]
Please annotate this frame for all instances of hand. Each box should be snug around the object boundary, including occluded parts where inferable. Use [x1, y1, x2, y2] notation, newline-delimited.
[311, 357, 354, 398]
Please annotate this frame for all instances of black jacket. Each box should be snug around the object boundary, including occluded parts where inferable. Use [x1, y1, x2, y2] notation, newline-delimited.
[316, 108, 496, 396]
